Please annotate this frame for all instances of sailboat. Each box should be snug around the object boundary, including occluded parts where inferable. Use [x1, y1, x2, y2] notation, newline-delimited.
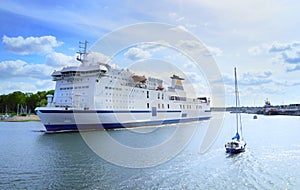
[225, 67, 246, 154]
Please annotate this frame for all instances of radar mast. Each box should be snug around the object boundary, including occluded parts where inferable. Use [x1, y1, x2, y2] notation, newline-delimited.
[76, 40, 88, 65]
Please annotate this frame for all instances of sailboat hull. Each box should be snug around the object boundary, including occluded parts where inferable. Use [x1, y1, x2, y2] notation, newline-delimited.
[225, 139, 246, 154]
[225, 147, 245, 154]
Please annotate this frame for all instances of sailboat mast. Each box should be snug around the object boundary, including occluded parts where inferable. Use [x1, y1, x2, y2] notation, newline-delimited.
[234, 67, 239, 134]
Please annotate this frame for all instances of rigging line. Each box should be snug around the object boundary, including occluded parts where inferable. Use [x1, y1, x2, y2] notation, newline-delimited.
[234, 67, 239, 134]
[235, 67, 244, 140]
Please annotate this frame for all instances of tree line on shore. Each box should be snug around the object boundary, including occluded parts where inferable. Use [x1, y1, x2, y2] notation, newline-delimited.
[0, 90, 54, 115]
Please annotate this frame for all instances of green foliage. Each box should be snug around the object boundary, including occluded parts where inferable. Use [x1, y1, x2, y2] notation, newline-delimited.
[0, 90, 54, 114]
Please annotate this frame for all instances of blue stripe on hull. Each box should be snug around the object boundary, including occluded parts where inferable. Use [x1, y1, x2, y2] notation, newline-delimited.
[39, 110, 181, 114]
[44, 117, 210, 132]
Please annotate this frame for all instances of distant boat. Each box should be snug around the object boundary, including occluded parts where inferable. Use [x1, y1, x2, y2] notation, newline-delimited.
[1, 105, 10, 120]
[225, 68, 246, 154]
[265, 108, 279, 115]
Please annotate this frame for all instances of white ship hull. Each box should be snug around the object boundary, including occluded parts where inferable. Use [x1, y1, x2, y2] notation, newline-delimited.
[36, 107, 211, 131]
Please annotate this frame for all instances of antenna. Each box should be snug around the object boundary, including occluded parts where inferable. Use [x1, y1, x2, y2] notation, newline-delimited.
[76, 40, 88, 65]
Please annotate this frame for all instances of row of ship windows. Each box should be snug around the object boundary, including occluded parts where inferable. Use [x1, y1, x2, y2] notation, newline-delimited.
[60, 77, 96, 83]
[146, 91, 165, 99]
[180, 105, 203, 109]
[61, 78, 83, 83]
[105, 106, 136, 109]
[69, 78, 90, 82]
[62, 70, 98, 75]
[104, 89, 164, 99]
[147, 103, 170, 109]
[103, 105, 167, 110]
[59, 98, 86, 103]
[105, 86, 122, 91]
[105, 93, 131, 97]
[60, 86, 89, 90]
[79, 70, 99, 74]
[109, 76, 131, 81]
[105, 99, 135, 103]
[60, 92, 86, 96]
[147, 104, 202, 109]
[105, 87, 145, 93]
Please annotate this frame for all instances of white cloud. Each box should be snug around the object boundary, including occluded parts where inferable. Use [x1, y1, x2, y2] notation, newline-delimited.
[45, 52, 77, 67]
[183, 61, 196, 69]
[0, 80, 54, 95]
[0, 35, 78, 94]
[269, 41, 295, 52]
[185, 71, 205, 83]
[124, 47, 151, 61]
[175, 40, 222, 57]
[137, 43, 166, 52]
[176, 40, 202, 50]
[281, 50, 300, 65]
[245, 85, 285, 97]
[240, 71, 272, 86]
[206, 46, 223, 57]
[223, 70, 272, 86]
[273, 79, 300, 87]
[249, 41, 300, 55]
[170, 25, 189, 33]
[0, 60, 52, 79]
[249, 41, 300, 72]
[88, 51, 111, 64]
[0, 81, 38, 94]
[248, 44, 269, 55]
[2, 35, 62, 55]
[123, 43, 166, 61]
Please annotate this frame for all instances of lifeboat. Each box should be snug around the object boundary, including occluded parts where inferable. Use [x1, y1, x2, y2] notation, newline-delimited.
[156, 85, 164, 90]
[132, 75, 147, 83]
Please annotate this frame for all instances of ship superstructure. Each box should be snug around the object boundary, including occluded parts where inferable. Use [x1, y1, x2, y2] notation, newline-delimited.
[35, 41, 211, 131]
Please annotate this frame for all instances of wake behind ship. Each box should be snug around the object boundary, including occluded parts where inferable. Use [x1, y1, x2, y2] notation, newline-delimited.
[35, 41, 211, 132]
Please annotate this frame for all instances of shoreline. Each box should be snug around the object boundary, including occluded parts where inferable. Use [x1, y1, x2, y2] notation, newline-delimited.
[1, 115, 40, 122]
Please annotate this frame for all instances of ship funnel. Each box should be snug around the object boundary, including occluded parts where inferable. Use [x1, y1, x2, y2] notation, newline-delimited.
[170, 74, 184, 90]
[46, 94, 53, 107]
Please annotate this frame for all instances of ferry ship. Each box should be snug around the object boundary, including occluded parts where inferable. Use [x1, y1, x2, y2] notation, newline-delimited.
[35, 41, 211, 132]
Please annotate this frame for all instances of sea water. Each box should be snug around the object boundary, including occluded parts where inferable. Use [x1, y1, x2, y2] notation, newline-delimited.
[0, 112, 300, 189]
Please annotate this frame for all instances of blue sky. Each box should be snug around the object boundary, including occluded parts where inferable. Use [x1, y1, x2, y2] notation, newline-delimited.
[1, 0, 300, 106]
